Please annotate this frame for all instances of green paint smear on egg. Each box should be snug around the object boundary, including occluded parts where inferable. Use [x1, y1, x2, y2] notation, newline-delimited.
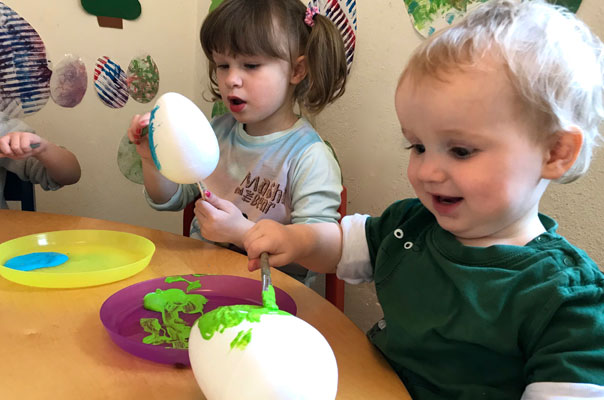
[262, 285, 278, 310]
[141, 287, 207, 349]
[197, 284, 290, 351]
[230, 328, 252, 350]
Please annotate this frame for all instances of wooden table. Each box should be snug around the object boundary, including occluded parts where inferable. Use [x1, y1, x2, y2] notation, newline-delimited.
[0, 210, 410, 399]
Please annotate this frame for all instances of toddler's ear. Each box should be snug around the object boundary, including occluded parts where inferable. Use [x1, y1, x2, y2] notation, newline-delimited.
[541, 128, 583, 180]
[290, 55, 307, 85]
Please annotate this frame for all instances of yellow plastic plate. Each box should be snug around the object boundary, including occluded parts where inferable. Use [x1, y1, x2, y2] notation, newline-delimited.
[0, 230, 155, 288]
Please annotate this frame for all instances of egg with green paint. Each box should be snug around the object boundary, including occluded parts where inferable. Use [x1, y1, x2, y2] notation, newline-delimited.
[188, 305, 338, 400]
[148, 92, 219, 184]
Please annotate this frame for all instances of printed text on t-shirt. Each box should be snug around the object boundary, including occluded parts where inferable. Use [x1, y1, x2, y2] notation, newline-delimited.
[235, 172, 286, 214]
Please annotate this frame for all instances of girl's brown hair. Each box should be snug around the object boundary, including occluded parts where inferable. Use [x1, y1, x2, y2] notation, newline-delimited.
[200, 0, 347, 114]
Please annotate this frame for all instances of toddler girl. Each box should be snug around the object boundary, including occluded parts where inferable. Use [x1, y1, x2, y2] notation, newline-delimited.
[128, 0, 347, 284]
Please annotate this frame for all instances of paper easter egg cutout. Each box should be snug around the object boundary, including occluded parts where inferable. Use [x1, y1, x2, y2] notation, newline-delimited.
[148, 92, 219, 184]
[189, 312, 338, 400]
[0, 2, 51, 117]
[94, 56, 129, 108]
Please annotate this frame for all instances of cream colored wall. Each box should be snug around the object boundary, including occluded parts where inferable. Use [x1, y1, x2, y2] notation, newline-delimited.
[5, 0, 604, 268]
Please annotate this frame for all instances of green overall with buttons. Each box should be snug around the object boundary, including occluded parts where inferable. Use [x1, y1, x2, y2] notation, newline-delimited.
[364, 199, 604, 400]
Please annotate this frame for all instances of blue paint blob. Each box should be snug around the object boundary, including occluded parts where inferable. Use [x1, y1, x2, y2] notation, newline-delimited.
[4, 252, 68, 271]
[148, 104, 161, 171]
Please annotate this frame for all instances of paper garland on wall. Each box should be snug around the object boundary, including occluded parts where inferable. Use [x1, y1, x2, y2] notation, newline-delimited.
[308, 0, 357, 74]
[94, 56, 129, 108]
[0, 2, 51, 117]
[50, 55, 88, 108]
[127, 55, 160, 104]
[404, 0, 582, 38]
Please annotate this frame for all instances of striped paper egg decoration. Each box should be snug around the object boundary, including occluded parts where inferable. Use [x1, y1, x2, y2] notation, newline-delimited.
[308, 0, 357, 74]
[0, 2, 51, 117]
[94, 56, 129, 108]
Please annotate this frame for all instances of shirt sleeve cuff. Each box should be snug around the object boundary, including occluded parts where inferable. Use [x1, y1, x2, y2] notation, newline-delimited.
[336, 213, 373, 284]
[144, 184, 183, 210]
[521, 382, 604, 399]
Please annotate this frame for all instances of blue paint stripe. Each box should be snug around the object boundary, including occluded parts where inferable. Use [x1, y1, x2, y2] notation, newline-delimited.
[2, 76, 49, 88]
[0, 75, 50, 85]
[97, 83, 118, 104]
[1, 64, 49, 74]
[95, 81, 127, 108]
[0, 83, 47, 95]
[98, 73, 128, 103]
[94, 83, 117, 107]
[148, 104, 162, 171]
[101, 60, 125, 82]
[3, 85, 48, 96]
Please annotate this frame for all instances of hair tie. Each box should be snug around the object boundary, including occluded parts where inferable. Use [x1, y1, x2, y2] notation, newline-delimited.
[304, 6, 319, 27]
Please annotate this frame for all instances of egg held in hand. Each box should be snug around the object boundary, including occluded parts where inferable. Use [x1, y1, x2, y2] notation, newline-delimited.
[148, 92, 219, 184]
[188, 305, 338, 400]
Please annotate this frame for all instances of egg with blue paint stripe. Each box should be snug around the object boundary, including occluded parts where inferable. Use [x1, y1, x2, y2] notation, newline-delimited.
[148, 92, 219, 184]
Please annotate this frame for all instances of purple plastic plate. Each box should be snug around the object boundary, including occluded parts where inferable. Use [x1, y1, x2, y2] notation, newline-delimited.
[99, 274, 297, 366]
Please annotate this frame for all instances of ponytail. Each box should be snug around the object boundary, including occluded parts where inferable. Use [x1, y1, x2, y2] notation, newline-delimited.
[297, 14, 347, 114]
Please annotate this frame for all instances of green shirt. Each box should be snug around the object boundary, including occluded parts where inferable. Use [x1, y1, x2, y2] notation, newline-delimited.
[365, 199, 604, 400]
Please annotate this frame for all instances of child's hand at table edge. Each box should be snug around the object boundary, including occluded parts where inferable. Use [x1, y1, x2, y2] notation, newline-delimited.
[194, 190, 254, 249]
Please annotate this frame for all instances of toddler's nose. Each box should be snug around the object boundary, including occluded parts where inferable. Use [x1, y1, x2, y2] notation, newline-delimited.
[225, 69, 242, 88]
[416, 155, 446, 183]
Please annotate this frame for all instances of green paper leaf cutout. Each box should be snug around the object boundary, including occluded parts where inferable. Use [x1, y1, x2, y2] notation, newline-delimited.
[81, 0, 141, 20]
[209, 0, 225, 12]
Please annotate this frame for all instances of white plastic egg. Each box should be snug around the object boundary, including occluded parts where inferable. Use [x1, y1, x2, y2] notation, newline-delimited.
[188, 312, 338, 400]
[148, 92, 219, 184]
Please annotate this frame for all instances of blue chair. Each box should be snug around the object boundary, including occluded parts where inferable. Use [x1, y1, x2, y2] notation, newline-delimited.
[183, 187, 347, 312]
[4, 171, 36, 211]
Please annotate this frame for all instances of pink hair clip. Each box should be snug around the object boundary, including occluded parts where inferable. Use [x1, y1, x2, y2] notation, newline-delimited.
[304, 6, 319, 27]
